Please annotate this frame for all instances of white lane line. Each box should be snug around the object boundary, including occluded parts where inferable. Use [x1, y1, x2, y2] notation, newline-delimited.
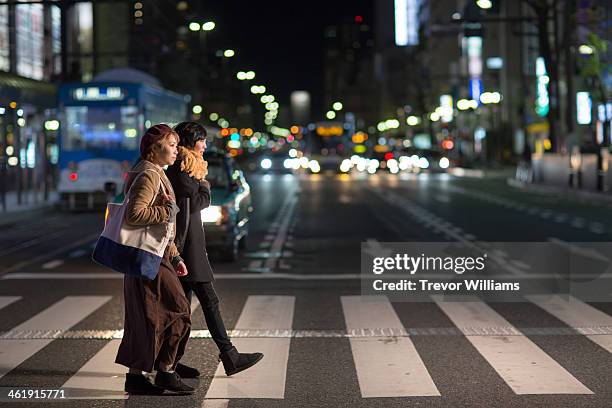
[62, 340, 127, 399]
[264, 195, 298, 270]
[0, 296, 112, 380]
[42, 259, 64, 269]
[0, 296, 21, 310]
[528, 295, 612, 353]
[434, 297, 592, 395]
[69, 249, 88, 258]
[341, 295, 439, 398]
[2, 233, 99, 275]
[202, 399, 229, 408]
[205, 296, 294, 399]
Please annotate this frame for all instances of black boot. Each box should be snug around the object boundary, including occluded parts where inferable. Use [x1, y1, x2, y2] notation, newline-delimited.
[175, 362, 200, 378]
[124, 373, 164, 395]
[219, 347, 264, 376]
[154, 371, 195, 394]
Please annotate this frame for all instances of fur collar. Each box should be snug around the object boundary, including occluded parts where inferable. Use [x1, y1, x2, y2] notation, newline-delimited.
[178, 146, 207, 180]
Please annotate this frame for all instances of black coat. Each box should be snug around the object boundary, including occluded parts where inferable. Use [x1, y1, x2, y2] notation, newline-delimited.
[166, 159, 214, 282]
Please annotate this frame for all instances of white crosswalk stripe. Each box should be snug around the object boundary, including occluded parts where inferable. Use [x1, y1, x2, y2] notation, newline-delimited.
[0, 296, 21, 310]
[0, 296, 112, 380]
[341, 295, 440, 397]
[528, 294, 612, 353]
[204, 295, 294, 400]
[434, 296, 593, 395]
[62, 340, 127, 399]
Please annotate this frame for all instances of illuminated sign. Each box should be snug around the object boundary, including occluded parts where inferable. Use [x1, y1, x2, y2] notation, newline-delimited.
[469, 79, 483, 103]
[73, 87, 125, 101]
[439, 95, 454, 123]
[536, 57, 549, 117]
[316, 126, 343, 137]
[394, 0, 419, 46]
[576, 92, 591, 125]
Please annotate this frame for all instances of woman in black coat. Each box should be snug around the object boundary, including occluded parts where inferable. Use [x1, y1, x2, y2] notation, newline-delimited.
[166, 121, 263, 376]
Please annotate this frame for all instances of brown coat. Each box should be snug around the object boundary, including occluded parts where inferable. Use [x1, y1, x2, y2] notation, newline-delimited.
[124, 159, 180, 258]
[115, 159, 191, 372]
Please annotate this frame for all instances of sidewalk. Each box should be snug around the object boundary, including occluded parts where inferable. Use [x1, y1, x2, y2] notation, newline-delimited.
[507, 177, 612, 204]
[0, 190, 59, 227]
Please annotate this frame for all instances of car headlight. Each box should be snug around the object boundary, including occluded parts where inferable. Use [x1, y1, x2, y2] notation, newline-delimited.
[439, 157, 450, 169]
[260, 158, 272, 169]
[201, 205, 223, 223]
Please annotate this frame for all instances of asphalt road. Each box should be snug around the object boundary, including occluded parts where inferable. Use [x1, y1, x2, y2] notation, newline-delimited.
[0, 170, 611, 407]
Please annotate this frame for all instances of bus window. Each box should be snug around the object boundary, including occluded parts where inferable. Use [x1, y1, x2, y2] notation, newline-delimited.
[64, 106, 139, 151]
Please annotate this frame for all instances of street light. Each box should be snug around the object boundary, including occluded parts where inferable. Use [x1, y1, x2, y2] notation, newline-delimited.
[237, 71, 247, 80]
[202, 21, 215, 31]
[223, 49, 235, 58]
[245, 71, 255, 80]
[326, 110, 336, 119]
[332, 101, 343, 111]
[192, 105, 203, 114]
[476, 0, 492, 9]
[188, 22, 201, 31]
[578, 44, 594, 55]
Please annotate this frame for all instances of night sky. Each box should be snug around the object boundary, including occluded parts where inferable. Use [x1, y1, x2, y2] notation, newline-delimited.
[202, 0, 373, 117]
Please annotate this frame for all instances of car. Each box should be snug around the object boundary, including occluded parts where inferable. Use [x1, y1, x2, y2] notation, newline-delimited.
[200, 152, 253, 261]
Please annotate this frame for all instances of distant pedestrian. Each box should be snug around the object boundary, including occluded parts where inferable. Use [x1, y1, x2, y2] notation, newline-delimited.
[115, 124, 199, 395]
[167, 121, 263, 376]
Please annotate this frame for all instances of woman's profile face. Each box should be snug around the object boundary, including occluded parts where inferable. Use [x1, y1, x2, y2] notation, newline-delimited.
[156, 137, 178, 167]
[194, 139, 206, 155]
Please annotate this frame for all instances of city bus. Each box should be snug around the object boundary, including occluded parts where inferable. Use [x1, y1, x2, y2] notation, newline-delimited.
[56, 69, 189, 210]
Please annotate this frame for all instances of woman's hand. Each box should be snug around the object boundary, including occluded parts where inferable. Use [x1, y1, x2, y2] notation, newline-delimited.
[176, 260, 189, 276]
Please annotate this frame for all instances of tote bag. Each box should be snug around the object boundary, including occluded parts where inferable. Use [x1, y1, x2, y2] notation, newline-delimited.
[92, 169, 171, 280]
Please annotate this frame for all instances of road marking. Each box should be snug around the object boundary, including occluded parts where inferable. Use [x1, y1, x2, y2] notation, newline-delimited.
[0, 296, 112, 380]
[62, 340, 127, 399]
[202, 399, 229, 408]
[264, 195, 298, 271]
[341, 295, 439, 397]
[205, 295, 294, 400]
[5, 272, 612, 280]
[4, 326, 612, 340]
[69, 249, 88, 258]
[42, 259, 64, 269]
[434, 297, 592, 395]
[528, 295, 612, 353]
[0, 296, 21, 310]
[1, 233, 99, 275]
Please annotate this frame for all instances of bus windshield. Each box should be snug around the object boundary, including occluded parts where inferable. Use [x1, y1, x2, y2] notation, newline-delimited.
[63, 106, 140, 151]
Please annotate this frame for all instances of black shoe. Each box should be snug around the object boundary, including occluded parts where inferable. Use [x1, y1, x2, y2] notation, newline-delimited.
[219, 346, 264, 376]
[175, 362, 200, 378]
[124, 373, 164, 395]
[154, 371, 195, 394]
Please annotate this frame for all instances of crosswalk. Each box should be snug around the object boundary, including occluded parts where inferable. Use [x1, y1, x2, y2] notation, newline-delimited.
[0, 294, 610, 403]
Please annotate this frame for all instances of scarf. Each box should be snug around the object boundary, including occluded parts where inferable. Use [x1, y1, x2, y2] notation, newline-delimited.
[178, 146, 208, 180]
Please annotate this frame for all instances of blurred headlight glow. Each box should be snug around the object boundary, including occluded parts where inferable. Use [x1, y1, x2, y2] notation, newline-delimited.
[260, 158, 272, 169]
[419, 157, 430, 169]
[439, 157, 450, 169]
[201, 206, 222, 223]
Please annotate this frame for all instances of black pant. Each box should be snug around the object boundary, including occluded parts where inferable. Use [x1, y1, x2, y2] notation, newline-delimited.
[181, 281, 234, 353]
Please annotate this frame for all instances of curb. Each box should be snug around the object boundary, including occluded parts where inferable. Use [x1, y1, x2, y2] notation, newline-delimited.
[507, 178, 612, 204]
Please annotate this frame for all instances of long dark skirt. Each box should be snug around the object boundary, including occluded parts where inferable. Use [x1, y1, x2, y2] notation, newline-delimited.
[115, 253, 191, 372]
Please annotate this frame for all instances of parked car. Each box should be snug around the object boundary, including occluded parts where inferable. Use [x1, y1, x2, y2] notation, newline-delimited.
[200, 152, 253, 261]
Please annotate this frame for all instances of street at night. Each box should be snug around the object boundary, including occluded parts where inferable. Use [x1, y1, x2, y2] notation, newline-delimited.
[0, 0, 611, 407]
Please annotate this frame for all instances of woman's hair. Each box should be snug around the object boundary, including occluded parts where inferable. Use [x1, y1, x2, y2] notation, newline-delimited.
[173, 121, 207, 149]
[143, 131, 179, 162]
